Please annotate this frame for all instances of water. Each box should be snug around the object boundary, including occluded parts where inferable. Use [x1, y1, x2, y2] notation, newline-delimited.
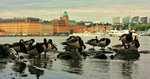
[0, 36, 150, 79]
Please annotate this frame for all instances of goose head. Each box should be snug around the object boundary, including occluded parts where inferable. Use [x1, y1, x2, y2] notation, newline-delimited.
[48, 39, 52, 44]
[67, 36, 75, 41]
[30, 39, 35, 43]
[129, 30, 133, 35]
[19, 39, 24, 44]
[76, 36, 82, 41]
[44, 38, 47, 43]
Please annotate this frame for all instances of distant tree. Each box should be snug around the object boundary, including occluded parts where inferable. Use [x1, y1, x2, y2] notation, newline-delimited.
[133, 24, 150, 31]
[70, 29, 74, 34]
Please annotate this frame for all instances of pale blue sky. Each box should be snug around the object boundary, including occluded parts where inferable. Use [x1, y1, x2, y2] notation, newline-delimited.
[0, 0, 150, 23]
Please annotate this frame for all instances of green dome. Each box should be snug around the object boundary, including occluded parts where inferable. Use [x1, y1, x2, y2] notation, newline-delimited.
[63, 11, 68, 17]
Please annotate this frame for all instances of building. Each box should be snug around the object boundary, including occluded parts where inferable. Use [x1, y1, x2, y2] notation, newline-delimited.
[52, 19, 68, 34]
[60, 11, 69, 24]
[122, 16, 131, 24]
[68, 20, 77, 25]
[93, 24, 112, 33]
[86, 23, 112, 33]
[52, 11, 87, 34]
[112, 17, 121, 24]
[41, 22, 54, 35]
[0, 17, 53, 35]
[140, 17, 149, 24]
[132, 16, 140, 24]
[78, 21, 93, 27]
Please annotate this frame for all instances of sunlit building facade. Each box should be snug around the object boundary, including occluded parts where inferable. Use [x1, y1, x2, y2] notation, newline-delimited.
[0, 18, 53, 35]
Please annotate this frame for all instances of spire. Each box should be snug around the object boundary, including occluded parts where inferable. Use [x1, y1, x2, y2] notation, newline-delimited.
[63, 11, 68, 17]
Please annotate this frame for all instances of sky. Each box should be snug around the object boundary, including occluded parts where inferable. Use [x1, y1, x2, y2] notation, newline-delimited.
[0, 0, 150, 23]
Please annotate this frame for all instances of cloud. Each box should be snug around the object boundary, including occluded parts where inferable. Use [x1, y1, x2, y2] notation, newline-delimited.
[0, 0, 150, 22]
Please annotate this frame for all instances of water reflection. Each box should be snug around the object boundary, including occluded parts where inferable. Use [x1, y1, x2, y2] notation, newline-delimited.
[28, 65, 44, 79]
[0, 59, 7, 72]
[29, 58, 53, 69]
[89, 60, 111, 79]
[121, 61, 133, 79]
[12, 61, 26, 74]
[61, 59, 83, 75]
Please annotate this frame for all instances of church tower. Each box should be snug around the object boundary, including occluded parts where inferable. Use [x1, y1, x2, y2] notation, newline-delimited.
[61, 11, 69, 24]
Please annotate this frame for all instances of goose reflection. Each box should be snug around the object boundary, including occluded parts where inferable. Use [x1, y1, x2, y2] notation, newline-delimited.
[29, 58, 53, 69]
[121, 61, 134, 79]
[28, 65, 44, 79]
[61, 59, 83, 75]
[12, 61, 26, 76]
[90, 60, 110, 79]
[0, 60, 7, 72]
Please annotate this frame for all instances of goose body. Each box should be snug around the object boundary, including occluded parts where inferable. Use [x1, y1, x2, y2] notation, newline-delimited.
[24, 39, 35, 48]
[28, 45, 39, 57]
[109, 44, 125, 52]
[0, 44, 10, 58]
[11, 39, 29, 54]
[110, 36, 140, 52]
[46, 39, 57, 51]
[62, 37, 79, 50]
[129, 35, 140, 49]
[36, 43, 45, 58]
[97, 38, 111, 50]
[62, 36, 86, 52]
[120, 30, 133, 49]
[86, 36, 98, 49]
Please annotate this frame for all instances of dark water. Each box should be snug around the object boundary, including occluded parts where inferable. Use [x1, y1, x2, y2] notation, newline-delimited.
[0, 36, 150, 79]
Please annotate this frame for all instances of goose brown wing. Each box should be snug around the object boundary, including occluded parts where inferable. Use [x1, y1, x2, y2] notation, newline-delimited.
[28, 45, 36, 51]
[86, 39, 96, 43]
[119, 34, 127, 40]
[126, 34, 133, 42]
[12, 42, 20, 46]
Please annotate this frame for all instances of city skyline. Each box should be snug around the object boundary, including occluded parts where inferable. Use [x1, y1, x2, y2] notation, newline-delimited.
[0, 0, 150, 23]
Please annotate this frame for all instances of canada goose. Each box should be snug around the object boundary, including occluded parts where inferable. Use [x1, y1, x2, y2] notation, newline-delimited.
[36, 38, 48, 58]
[62, 36, 82, 51]
[47, 39, 57, 51]
[36, 43, 45, 58]
[24, 38, 35, 48]
[76, 36, 86, 52]
[62, 36, 86, 52]
[130, 35, 140, 49]
[62, 36, 76, 51]
[66, 36, 76, 41]
[29, 38, 48, 58]
[11, 39, 29, 55]
[109, 36, 140, 52]
[61, 37, 78, 51]
[86, 36, 98, 50]
[97, 38, 111, 50]
[119, 30, 133, 49]
[108, 44, 125, 52]
[0, 44, 10, 58]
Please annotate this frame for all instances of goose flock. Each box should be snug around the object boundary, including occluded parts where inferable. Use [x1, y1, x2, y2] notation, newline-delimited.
[0, 38, 57, 58]
[0, 30, 140, 60]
